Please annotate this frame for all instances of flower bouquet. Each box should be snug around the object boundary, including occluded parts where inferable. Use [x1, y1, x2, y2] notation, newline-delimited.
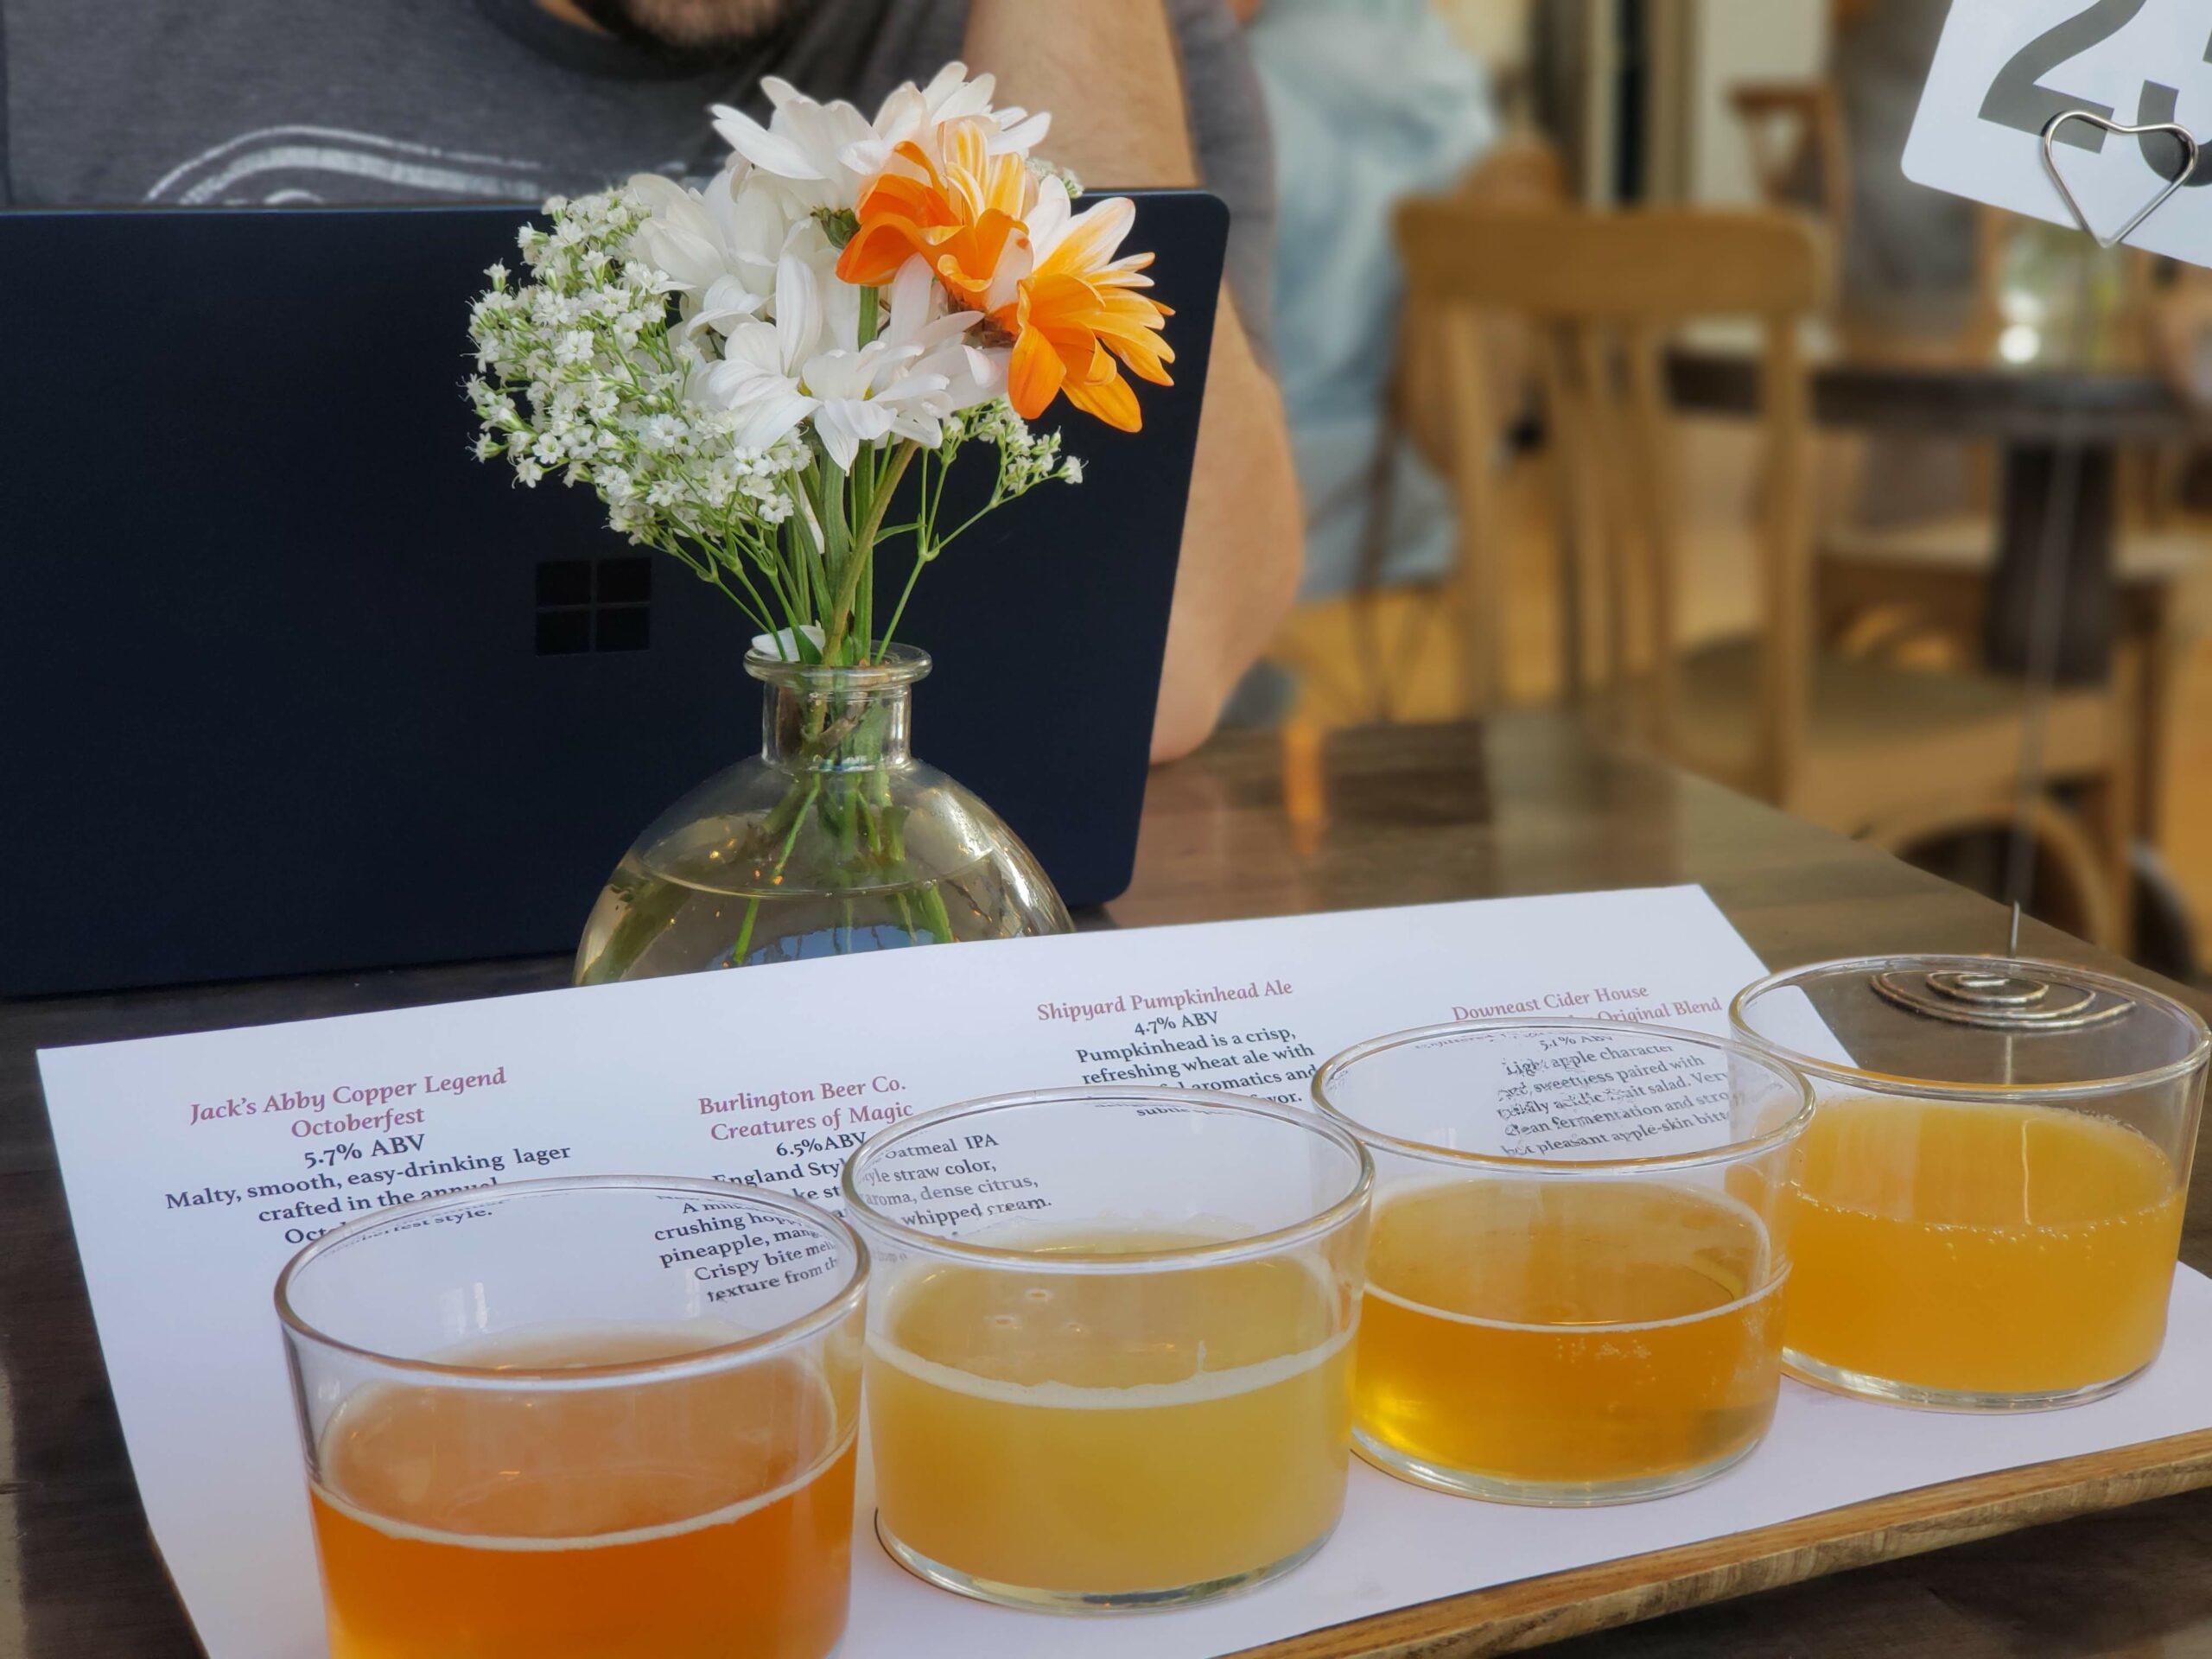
[465, 65, 1174, 980]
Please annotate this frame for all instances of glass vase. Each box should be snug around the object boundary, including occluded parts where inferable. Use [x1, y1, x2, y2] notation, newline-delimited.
[575, 645, 1073, 982]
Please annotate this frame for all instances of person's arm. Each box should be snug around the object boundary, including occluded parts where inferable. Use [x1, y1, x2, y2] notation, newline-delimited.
[964, 0, 1303, 762]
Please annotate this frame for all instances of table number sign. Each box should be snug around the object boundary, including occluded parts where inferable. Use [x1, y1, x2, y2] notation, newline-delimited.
[1905, 0, 2212, 266]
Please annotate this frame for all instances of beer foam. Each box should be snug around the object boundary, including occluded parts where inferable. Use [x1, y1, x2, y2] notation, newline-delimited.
[1363, 1266, 1788, 1335]
[869, 1224, 1354, 1409]
[1363, 1178, 1784, 1335]
[312, 1427, 856, 1554]
[418, 1317, 763, 1369]
[866, 1324, 1351, 1411]
[953, 1215, 1282, 1255]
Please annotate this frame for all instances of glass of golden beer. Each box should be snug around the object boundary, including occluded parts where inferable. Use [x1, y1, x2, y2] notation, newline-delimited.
[1313, 1020, 1813, 1505]
[1734, 955, 2209, 1409]
[276, 1176, 866, 1659]
[842, 1088, 1370, 1611]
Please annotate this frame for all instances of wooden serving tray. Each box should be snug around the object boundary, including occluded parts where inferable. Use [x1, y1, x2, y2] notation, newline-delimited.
[1234, 1428, 2212, 1656]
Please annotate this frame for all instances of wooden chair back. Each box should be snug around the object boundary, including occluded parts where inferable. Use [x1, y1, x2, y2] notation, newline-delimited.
[1396, 204, 1830, 801]
[1320, 137, 1571, 731]
[1731, 81, 1853, 251]
[1397, 136, 1570, 475]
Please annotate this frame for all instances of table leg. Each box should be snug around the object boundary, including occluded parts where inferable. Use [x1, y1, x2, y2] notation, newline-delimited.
[1985, 442, 2119, 684]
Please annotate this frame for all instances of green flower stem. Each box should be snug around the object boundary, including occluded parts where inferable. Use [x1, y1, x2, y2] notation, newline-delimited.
[728, 679, 955, 964]
[703, 528, 779, 632]
[729, 770, 823, 966]
[876, 556, 929, 659]
[824, 441, 917, 665]
[870, 761, 955, 944]
[590, 868, 691, 981]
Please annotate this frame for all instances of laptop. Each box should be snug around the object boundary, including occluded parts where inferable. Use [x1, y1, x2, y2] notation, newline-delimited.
[0, 192, 1226, 995]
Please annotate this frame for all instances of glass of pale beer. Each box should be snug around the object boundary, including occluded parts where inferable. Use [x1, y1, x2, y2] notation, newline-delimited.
[1735, 955, 2209, 1409]
[276, 1176, 867, 1659]
[1314, 1020, 1813, 1505]
[842, 1087, 1371, 1611]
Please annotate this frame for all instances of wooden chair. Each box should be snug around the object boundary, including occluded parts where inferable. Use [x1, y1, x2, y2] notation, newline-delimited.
[1815, 209, 2206, 889]
[1731, 82, 1852, 257]
[1269, 137, 1569, 728]
[1397, 203, 2142, 949]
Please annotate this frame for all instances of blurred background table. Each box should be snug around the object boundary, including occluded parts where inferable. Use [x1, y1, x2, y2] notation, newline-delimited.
[1657, 337, 2212, 979]
[1303, 184, 2212, 979]
[3, 714, 2209, 1656]
[1262, 17, 2212, 988]
[1668, 346, 2208, 684]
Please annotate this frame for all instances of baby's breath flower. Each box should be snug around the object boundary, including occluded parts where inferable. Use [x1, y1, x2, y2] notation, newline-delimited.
[467, 180, 1090, 639]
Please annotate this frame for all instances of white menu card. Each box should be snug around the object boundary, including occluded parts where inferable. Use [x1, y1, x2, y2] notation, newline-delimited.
[36, 887, 2212, 1658]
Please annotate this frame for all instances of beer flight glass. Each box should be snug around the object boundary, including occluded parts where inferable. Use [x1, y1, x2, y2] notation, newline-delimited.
[277, 1177, 867, 1659]
[274, 960, 2206, 1641]
[1734, 955, 2209, 1408]
[1313, 1020, 1814, 1505]
[842, 1087, 1371, 1610]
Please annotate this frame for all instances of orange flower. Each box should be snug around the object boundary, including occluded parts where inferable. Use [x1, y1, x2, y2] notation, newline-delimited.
[836, 118, 1032, 310]
[839, 138, 1172, 433]
[1001, 188, 1173, 434]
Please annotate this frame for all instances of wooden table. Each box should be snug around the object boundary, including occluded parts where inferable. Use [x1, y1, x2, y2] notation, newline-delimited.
[1668, 349, 2205, 683]
[5, 714, 2210, 1656]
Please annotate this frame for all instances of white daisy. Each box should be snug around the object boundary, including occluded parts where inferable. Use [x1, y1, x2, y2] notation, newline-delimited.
[694, 255, 1005, 469]
[627, 163, 789, 336]
[711, 62, 1051, 217]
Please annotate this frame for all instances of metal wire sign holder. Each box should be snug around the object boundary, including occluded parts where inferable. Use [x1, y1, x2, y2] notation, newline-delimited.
[1870, 111, 2201, 1032]
[1991, 112, 2202, 964]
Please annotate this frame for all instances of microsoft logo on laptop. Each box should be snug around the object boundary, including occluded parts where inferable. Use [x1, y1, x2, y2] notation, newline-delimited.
[534, 557, 652, 655]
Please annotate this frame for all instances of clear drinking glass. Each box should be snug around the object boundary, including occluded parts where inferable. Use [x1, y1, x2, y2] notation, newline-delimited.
[276, 1177, 867, 1659]
[1313, 1020, 1814, 1505]
[1733, 954, 2209, 1409]
[842, 1088, 1371, 1612]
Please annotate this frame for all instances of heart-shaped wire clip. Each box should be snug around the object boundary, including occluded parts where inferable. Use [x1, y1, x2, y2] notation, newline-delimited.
[2043, 110, 2202, 251]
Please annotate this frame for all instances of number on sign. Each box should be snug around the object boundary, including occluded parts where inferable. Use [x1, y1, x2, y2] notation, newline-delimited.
[2137, 24, 2212, 186]
[1980, 0, 2212, 186]
[1905, 0, 2212, 266]
[1980, 0, 2141, 145]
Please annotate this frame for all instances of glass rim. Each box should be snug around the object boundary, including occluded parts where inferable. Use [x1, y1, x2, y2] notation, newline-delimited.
[273, 1173, 868, 1385]
[1730, 953, 2212, 1099]
[839, 1087, 1374, 1271]
[1311, 1019, 1816, 1175]
[746, 641, 931, 689]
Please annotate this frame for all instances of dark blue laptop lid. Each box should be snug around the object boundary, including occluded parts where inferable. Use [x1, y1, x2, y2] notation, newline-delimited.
[0, 191, 1225, 994]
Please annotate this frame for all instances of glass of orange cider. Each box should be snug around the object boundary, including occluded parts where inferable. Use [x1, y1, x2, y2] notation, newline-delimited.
[842, 1088, 1370, 1611]
[276, 1176, 866, 1659]
[1734, 956, 2209, 1410]
[1313, 1020, 1814, 1505]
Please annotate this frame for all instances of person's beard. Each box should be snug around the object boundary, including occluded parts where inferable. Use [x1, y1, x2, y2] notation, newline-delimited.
[570, 0, 791, 50]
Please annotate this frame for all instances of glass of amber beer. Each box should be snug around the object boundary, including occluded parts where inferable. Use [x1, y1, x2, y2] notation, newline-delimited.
[1313, 1020, 1813, 1505]
[276, 1175, 867, 1659]
[1734, 956, 2209, 1409]
[842, 1087, 1370, 1611]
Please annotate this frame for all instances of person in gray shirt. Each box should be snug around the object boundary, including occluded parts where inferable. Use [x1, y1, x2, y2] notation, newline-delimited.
[0, 0, 1300, 761]
[1832, 0, 1976, 320]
